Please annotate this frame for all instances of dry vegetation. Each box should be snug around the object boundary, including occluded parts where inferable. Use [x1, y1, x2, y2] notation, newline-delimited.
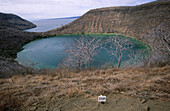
[0, 66, 169, 110]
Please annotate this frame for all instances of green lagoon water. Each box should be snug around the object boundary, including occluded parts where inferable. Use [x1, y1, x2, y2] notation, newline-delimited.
[17, 34, 148, 69]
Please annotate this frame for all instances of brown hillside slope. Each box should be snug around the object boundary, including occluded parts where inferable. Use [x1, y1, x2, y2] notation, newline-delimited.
[0, 66, 170, 110]
[44, 1, 170, 40]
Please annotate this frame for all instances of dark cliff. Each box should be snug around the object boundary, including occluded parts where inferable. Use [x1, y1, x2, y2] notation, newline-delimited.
[0, 13, 40, 58]
[0, 12, 36, 30]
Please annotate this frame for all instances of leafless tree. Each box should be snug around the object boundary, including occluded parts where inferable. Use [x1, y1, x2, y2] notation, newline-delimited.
[144, 20, 170, 65]
[126, 48, 151, 67]
[105, 36, 133, 68]
[148, 21, 170, 52]
[61, 35, 103, 70]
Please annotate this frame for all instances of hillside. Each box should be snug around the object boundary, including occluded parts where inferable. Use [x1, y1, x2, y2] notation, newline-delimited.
[157, 0, 170, 1]
[0, 12, 41, 58]
[0, 66, 170, 110]
[45, 1, 170, 39]
[0, 12, 36, 30]
[0, 13, 41, 76]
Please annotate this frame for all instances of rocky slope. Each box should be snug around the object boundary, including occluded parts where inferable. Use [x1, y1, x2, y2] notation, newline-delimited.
[157, 0, 170, 2]
[0, 12, 36, 30]
[0, 12, 41, 58]
[0, 13, 41, 76]
[45, 1, 170, 40]
[0, 66, 170, 110]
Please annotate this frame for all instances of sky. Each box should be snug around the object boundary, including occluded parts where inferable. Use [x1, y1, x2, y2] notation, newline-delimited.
[0, 0, 156, 21]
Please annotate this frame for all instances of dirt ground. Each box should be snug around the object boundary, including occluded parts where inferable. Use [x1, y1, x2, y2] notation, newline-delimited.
[21, 94, 170, 111]
[0, 66, 170, 111]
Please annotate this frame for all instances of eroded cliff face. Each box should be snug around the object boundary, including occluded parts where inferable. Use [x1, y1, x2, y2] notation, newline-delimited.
[45, 1, 170, 40]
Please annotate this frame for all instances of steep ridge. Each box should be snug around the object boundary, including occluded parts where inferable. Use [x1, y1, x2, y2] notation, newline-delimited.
[0, 12, 36, 30]
[45, 1, 170, 40]
[0, 13, 40, 58]
[157, 0, 170, 1]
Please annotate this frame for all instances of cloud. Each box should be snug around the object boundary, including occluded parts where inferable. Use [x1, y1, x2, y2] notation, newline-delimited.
[0, 0, 156, 20]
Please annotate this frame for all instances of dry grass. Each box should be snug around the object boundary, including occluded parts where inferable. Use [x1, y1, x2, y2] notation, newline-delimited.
[0, 66, 170, 110]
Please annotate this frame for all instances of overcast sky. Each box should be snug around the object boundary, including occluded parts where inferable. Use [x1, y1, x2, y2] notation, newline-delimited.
[0, 0, 156, 21]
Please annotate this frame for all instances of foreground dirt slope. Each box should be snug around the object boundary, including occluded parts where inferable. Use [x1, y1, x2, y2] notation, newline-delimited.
[0, 66, 169, 111]
[45, 1, 170, 39]
[17, 94, 170, 111]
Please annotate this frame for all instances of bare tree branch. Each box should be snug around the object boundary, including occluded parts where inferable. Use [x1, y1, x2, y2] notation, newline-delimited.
[60, 35, 103, 70]
[105, 36, 134, 68]
[144, 20, 170, 66]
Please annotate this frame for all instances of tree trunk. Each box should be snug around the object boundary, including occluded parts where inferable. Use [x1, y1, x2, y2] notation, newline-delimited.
[89, 61, 91, 71]
[78, 59, 81, 70]
[118, 59, 121, 68]
[117, 52, 122, 68]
